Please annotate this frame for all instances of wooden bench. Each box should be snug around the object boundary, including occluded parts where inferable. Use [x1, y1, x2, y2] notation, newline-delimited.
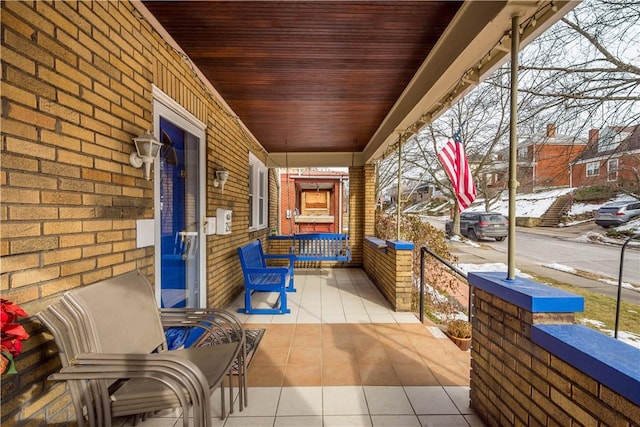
[237, 239, 296, 315]
[292, 233, 351, 262]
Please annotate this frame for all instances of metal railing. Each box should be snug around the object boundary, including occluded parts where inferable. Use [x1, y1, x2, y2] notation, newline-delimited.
[614, 232, 640, 339]
[419, 246, 470, 323]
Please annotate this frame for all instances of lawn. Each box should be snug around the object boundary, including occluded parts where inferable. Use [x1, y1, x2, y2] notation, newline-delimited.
[530, 273, 640, 337]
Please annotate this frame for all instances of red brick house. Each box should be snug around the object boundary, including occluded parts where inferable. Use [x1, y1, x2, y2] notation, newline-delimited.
[280, 169, 349, 234]
[515, 124, 587, 192]
[570, 125, 640, 190]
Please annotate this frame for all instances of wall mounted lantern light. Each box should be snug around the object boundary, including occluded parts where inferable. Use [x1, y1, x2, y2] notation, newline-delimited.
[130, 131, 162, 180]
[214, 169, 230, 193]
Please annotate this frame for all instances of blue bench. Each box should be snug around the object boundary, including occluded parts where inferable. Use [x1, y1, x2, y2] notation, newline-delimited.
[292, 233, 351, 262]
[237, 240, 296, 315]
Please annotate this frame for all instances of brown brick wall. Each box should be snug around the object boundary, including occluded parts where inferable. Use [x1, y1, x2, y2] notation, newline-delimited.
[1, 0, 267, 423]
[471, 288, 640, 426]
[362, 241, 413, 311]
[571, 155, 640, 190]
[518, 144, 585, 190]
[279, 172, 347, 235]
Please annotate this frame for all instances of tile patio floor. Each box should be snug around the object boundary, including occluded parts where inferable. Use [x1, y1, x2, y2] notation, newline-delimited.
[119, 268, 484, 427]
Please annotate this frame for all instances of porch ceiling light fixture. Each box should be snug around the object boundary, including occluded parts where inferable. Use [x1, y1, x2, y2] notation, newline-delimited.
[214, 168, 230, 193]
[130, 131, 162, 180]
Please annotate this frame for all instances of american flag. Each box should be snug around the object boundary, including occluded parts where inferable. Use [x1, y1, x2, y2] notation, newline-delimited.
[437, 131, 476, 211]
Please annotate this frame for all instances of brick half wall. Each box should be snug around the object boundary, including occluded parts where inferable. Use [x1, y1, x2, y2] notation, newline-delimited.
[363, 237, 414, 311]
[468, 272, 640, 426]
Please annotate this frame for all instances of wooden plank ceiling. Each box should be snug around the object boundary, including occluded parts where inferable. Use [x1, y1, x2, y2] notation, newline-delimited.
[142, 1, 463, 157]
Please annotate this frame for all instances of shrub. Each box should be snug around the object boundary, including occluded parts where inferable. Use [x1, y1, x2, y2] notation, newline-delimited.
[573, 186, 618, 203]
[375, 212, 463, 321]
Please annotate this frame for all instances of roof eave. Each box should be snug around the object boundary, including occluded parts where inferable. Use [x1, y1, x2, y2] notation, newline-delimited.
[363, 0, 580, 164]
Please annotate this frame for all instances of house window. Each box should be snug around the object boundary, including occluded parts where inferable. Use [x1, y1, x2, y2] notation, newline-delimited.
[248, 153, 268, 230]
[607, 159, 618, 182]
[301, 191, 330, 215]
[586, 162, 600, 177]
[518, 147, 528, 159]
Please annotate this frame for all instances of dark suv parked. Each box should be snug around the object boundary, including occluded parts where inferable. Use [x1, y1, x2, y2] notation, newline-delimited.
[446, 212, 508, 241]
[595, 200, 640, 228]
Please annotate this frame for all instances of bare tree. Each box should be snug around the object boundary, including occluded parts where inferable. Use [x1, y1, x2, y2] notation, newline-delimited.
[513, 0, 640, 135]
[375, 0, 639, 237]
[399, 73, 514, 235]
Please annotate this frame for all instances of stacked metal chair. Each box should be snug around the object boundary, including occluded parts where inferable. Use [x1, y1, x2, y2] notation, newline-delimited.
[36, 270, 246, 427]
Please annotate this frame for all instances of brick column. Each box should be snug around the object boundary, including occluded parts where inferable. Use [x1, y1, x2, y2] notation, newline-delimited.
[348, 166, 364, 266]
[363, 238, 414, 311]
[363, 163, 376, 237]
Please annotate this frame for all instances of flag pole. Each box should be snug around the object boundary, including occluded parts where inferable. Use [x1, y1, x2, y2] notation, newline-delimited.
[507, 14, 520, 281]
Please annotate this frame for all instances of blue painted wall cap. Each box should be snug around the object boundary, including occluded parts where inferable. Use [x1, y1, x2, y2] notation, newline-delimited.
[532, 324, 640, 406]
[386, 240, 414, 250]
[468, 271, 584, 313]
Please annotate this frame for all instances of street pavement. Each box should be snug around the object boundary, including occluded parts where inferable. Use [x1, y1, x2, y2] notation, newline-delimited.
[446, 222, 640, 305]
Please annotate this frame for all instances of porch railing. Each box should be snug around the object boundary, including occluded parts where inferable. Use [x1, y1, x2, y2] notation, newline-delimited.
[614, 231, 640, 338]
[419, 246, 470, 323]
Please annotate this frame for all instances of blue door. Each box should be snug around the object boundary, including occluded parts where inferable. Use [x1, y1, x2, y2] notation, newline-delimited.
[159, 117, 200, 308]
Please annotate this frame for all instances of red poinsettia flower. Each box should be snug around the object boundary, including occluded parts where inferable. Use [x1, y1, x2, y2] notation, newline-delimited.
[1, 299, 29, 374]
[1, 299, 28, 325]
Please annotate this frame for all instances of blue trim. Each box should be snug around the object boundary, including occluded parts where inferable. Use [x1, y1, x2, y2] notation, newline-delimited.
[468, 272, 584, 313]
[532, 324, 640, 406]
[386, 240, 414, 251]
[365, 236, 387, 249]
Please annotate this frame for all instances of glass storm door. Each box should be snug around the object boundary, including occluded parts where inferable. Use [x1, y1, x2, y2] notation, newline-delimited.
[158, 117, 201, 308]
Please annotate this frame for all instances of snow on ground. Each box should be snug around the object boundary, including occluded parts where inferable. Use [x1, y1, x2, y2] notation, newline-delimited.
[464, 188, 640, 234]
[543, 263, 639, 290]
[617, 217, 640, 233]
[542, 263, 577, 274]
[456, 262, 533, 279]
[579, 319, 640, 349]
[567, 201, 600, 216]
[568, 194, 640, 234]
[598, 278, 639, 291]
[449, 234, 481, 248]
[467, 187, 573, 217]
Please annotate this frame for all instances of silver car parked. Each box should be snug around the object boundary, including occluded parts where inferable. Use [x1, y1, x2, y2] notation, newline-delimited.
[446, 212, 508, 241]
[595, 200, 640, 228]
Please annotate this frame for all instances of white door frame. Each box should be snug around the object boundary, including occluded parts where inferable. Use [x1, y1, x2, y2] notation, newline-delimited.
[152, 85, 207, 308]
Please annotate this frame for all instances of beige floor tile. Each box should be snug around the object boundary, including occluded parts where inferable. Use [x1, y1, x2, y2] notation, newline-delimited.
[252, 345, 290, 366]
[283, 364, 322, 386]
[248, 365, 285, 387]
[228, 268, 479, 424]
[357, 362, 401, 386]
[322, 363, 362, 386]
[288, 346, 323, 365]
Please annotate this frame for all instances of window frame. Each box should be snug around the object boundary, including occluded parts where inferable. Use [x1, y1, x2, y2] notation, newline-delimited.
[248, 152, 268, 230]
[607, 159, 618, 182]
[586, 161, 600, 177]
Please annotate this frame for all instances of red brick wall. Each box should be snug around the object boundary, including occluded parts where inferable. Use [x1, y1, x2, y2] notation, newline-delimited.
[279, 173, 344, 235]
[571, 155, 640, 189]
[518, 144, 586, 190]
